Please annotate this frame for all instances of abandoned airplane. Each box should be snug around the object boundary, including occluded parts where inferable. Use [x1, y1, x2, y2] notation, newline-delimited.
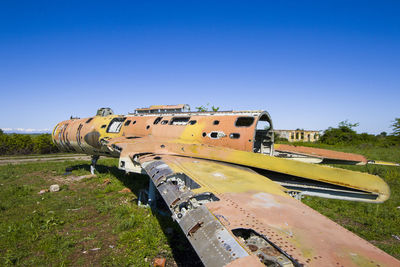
[52, 105, 399, 267]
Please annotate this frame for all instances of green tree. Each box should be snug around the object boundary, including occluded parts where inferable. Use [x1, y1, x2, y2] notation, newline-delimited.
[33, 134, 58, 154]
[378, 131, 387, 137]
[0, 132, 10, 154]
[195, 105, 208, 112]
[319, 120, 360, 145]
[195, 104, 220, 112]
[211, 106, 220, 112]
[8, 134, 34, 154]
[391, 118, 400, 136]
[338, 120, 359, 130]
[319, 120, 385, 146]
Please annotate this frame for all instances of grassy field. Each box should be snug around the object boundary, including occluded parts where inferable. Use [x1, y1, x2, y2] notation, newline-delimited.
[298, 144, 400, 259]
[0, 145, 399, 266]
[278, 142, 400, 259]
[0, 153, 80, 160]
[0, 159, 200, 266]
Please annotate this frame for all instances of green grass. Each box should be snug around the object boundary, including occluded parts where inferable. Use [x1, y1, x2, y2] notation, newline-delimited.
[295, 143, 400, 259]
[0, 145, 399, 266]
[0, 159, 198, 266]
[0, 153, 79, 160]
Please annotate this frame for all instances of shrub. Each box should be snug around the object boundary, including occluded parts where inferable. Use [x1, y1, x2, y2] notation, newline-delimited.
[33, 134, 58, 154]
[0, 133, 59, 155]
[319, 120, 399, 147]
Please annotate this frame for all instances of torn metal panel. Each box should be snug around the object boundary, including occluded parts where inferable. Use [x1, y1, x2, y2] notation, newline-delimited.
[159, 155, 398, 267]
[140, 158, 257, 267]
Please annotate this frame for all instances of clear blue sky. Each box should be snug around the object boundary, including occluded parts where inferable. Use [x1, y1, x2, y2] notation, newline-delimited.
[1, 1, 399, 134]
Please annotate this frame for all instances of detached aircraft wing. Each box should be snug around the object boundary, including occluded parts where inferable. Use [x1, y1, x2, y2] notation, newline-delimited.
[274, 144, 400, 166]
[108, 136, 398, 267]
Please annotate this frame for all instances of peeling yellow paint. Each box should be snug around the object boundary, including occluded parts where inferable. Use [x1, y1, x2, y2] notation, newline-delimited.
[160, 142, 390, 202]
[164, 156, 289, 196]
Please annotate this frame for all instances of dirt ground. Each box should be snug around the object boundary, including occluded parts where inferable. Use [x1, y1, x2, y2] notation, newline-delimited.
[0, 154, 92, 165]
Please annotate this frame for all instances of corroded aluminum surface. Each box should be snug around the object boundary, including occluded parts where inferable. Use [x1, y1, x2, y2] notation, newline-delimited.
[141, 158, 256, 267]
[157, 155, 399, 267]
[275, 144, 368, 164]
[52, 110, 273, 154]
[207, 192, 396, 267]
[108, 137, 390, 203]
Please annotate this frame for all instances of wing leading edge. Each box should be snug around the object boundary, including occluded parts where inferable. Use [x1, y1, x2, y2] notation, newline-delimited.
[110, 136, 390, 203]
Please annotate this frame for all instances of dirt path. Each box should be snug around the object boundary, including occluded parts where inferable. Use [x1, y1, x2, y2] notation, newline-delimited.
[0, 155, 92, 165]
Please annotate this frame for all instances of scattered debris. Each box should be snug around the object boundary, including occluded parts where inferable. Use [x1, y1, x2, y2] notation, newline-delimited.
[392, 235, 400, 241]
[51, 174, 97, 184]
[82, 251, 87, 254]
[397, 206, 400, 210]
[109, 245, 114, 248]
[153, 257, 166, 267]
[90, 247, 101, 251]
[119, 187, 131, 193]
[49, 184, 60, 192]
[38, 189, 49, 194]
[67, 207, 82, 211]
[103, 178, 111, 185]
[71, 174, 96, 181]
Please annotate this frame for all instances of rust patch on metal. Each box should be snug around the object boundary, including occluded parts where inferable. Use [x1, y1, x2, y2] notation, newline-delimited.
[188, 222, 204, 236]
[275, 144, 368, 163]
[170, 197, 181, 207]
[206, 192, 399, 266]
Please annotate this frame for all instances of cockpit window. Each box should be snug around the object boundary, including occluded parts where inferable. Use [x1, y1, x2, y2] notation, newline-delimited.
[235, 117, 255, 127]
[107, 118, 126, 133]
[170, 117, 190, 125]
[256, 120, 270, 130]
[153, 117, 163, 124]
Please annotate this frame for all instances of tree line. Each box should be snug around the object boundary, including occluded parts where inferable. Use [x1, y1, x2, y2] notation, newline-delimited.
[0, 129, 59, 155]
[1, 118, 399, 155]
[317, 118, 400, 147]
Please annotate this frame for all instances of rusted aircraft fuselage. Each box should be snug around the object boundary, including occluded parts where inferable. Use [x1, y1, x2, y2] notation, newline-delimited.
[52, 110, 274, 157]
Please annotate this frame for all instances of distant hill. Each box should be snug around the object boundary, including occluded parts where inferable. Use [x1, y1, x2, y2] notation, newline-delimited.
[1, 128, 52, 134]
